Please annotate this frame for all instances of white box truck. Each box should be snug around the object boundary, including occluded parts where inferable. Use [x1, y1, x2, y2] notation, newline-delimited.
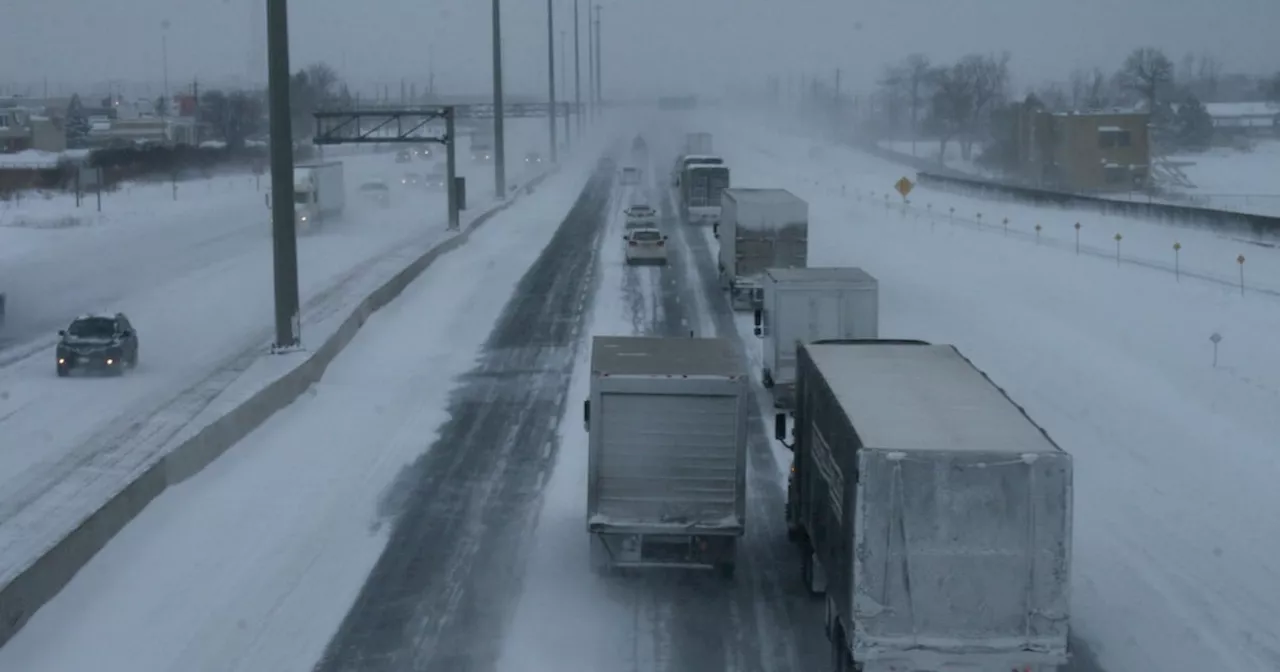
[583, 335, 749, 577]
[716, 188, 808, 311]
[777, 340, 1073, 672]
[680, 162, 730, 224]
[752, 267, 879, 409]
[293, 161, 345, 231]
[471, 124, 495, 162]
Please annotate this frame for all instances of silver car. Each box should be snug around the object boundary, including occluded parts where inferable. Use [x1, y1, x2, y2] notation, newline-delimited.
[623, 228, 668, 265]
[624, 204, 657, 229]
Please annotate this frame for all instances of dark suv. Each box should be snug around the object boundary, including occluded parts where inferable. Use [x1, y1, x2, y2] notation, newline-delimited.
[56, 313, 139, 377]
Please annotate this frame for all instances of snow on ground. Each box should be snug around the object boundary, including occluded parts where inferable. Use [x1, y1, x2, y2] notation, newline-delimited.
[0, 122, 550, 590]
[717, 114, 1280, 290]
[705, 113, 1280, 672]
[0, 139, 604, 672]
[1163, 139, 1280, 216]
[877, 138, 992, 176]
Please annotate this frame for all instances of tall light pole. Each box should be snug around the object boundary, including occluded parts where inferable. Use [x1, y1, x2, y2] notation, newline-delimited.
[265, 0, 299, 350]
[573, 0, 582, 134]
[546, 0, 557, 163]
[594, 6, 602, 112]
[491, 0, 507, 198]
[561, 30, 570, 149]
[586, 2, 594, 121]
[160, 20, 171, 115]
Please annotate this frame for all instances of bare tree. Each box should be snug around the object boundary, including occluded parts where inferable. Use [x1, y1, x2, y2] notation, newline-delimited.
[880, 54, 935, 154]
[957, 52, 1011, 160]
[1084, 68, 1112, 110]
[1035, 83, 1069, 111]
[1069, 68, 1089, 110]
[1195, 53, 1222, 100]
[926, 64, 974, 163]
[1117, 46, 1174, 113]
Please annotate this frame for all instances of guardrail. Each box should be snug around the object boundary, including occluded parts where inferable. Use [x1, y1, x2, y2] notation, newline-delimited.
[914, 170, 1280, 239]
[854, 140, 1280, 239]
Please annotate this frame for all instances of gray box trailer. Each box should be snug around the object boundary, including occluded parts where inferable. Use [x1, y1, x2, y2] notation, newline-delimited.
[583, 336, 749, 576]
[777, 341, 1073, 672]
[716, 188, 808, 311]
[752, 267, 879, 409]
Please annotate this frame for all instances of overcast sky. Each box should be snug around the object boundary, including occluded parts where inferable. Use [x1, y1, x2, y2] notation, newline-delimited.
[3, 0, 1278, 99]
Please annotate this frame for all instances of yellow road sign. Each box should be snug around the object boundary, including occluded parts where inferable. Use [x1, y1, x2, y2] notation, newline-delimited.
[894, 176, 914, 198]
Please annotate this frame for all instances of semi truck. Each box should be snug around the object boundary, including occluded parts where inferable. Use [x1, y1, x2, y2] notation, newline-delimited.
[752, 267, 879, 409]
[471, 124, 495, 162]
[685, 131, 713, 154]
[716, 188, 808, 311]
[680, 163, 730, 224]
[583, 335, 749, 577]
[777, 340, 1074, 672]
[293, 161, 346, 231]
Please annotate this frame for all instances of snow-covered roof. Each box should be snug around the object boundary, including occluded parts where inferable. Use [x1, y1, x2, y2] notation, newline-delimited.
[1204, 102, 1280, 119]
[0, 149, 63, 169]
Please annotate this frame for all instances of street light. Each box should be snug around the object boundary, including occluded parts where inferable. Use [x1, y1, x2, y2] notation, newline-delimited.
[491, 0, 506, 198]
[161, 19, 171, 116]
[546, 0, 557, 163]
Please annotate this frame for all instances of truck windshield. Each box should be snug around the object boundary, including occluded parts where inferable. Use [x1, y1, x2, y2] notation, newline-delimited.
[293, 191, 310, 205]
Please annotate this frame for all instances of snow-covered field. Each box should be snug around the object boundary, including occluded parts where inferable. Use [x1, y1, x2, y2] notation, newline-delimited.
[0, 121, 550, 596]
[0, 133, 607, 672]
[708, 113, 1280, 672]
[1163, 139, 1280, 216]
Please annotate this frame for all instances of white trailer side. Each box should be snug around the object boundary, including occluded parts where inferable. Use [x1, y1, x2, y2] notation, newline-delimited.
[753, 267, 878, 409]
[584, 336, 749, 576]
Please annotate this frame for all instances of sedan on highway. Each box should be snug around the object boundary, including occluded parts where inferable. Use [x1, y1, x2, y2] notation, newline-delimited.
[623, 228, 668, 265]
[358, 180, 391, 208]
[55, 312, 139, 377]
[401, 172, 423, 188]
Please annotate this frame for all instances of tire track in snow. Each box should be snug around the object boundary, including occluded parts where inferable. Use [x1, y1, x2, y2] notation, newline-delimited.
[312, 163, 613, 672]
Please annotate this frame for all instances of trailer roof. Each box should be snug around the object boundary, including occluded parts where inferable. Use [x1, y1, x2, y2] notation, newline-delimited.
[806, 342, 1062, 455]
[765, 267, 876, 283]
[723, 187, 803, 205]
[591, 336, 744, 378]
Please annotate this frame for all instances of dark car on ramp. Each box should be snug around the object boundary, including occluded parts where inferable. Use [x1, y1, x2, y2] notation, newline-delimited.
[56, 312, 139, 377]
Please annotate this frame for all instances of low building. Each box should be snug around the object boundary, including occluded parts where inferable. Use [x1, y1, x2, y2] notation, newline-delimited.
[1007, 101, 1150, 192]
[1203, 102, 1280, 136]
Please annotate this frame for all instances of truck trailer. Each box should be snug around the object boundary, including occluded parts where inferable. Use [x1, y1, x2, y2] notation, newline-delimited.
[716, 188, 808, 311]
[680, 163, 730, 224]
[778, 340, 1073, 672]
[293, 161, 346, 231]
[583, 335, 749, 576]
[753, 267, 879, 409]
[684, 131, 713, 155]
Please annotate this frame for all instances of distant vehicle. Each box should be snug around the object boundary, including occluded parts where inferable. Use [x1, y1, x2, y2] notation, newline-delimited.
[672, 154, 724, 185]
[56, 312, 139, 377]
[584, 335, 748, 576]
[425, 166, 448, 190]
[471, 125, 495, 162]
[680, 163, 730, 225]
[623, 228, 668, 265]
[684, 131, 713, 155]
[395, 149, 413, 163]
[779, 340, 1073, 672]
[631, 134, 647, 153]
[623, 204, 657, 228]
[524, 151, 543, 164]
[717, 188, 806, 310]
[401, 172, 424, 187]
[413, 144, 434, 159]
[620, 166, 641, 185]
[358, 180, 391, 207]
[293, 162, 345, 231]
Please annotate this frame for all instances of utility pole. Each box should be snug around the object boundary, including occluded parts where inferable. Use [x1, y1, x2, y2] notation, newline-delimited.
[161, 20, 171, 115]
[586, 2, 594, 122]
[593, 6, 602, 112]
[573, 0, 582, 135]
[546, 0, 557, 163]
[265, 0, 299, 350]
[561, 30, 570, 150]
[491, 0, 506, 198]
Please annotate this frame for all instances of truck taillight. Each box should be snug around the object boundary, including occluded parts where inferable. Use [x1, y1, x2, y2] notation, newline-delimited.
[628, 241, 638, 246]
[656, 240, 664, 247]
